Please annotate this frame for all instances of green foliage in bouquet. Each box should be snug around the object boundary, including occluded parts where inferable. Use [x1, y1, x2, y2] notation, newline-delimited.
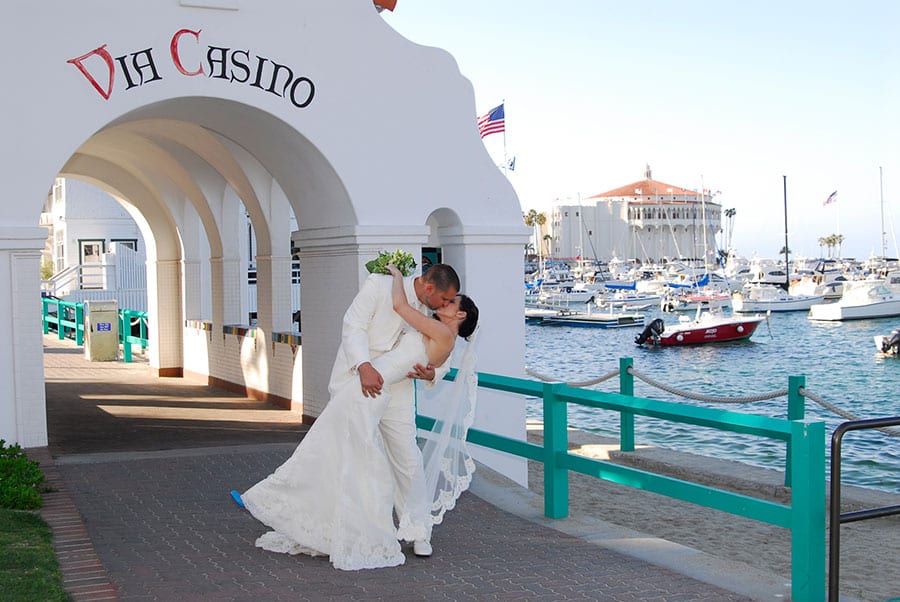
[365, 249, 417, 277]
[0, 440, 45, 510]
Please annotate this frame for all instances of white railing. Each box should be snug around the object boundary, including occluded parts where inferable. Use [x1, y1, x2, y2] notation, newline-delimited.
[43, 254, 302, 317]
[41, 245, 148, 311]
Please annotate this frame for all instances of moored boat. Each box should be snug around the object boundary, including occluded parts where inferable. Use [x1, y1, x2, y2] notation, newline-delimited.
[874, 329, 900, 355]
[808, 280, 900, 321]
[732, 284, 825, 313]
[591, 290, 662, 311]
[634, 312, 765, 346]
[660, 290, 732, 313]
[527, 306, 644, 328]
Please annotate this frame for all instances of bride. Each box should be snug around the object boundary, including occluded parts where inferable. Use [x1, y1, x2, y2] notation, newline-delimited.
[239, 263, 479, 570]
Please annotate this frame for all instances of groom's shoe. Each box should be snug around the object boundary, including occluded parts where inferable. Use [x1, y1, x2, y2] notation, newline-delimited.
[413, 539, 432, 557]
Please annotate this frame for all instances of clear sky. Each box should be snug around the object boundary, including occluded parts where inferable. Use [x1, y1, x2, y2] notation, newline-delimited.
[383, 1, 900, 260]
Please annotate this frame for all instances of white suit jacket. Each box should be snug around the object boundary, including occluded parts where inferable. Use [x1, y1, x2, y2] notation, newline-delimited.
[328, 273, 450, 396]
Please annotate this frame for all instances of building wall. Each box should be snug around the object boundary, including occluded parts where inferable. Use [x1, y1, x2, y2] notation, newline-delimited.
[56, 179, 146, 268]
[552, 196, 721, 263]
[1, 0, 530, 485]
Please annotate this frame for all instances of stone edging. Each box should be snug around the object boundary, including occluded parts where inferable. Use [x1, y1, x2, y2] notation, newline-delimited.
[30, 447, 119, 601]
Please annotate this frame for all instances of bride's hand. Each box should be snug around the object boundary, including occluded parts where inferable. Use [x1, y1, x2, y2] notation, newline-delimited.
[385, 263, 401, 277]
[408, 362, 435, 381]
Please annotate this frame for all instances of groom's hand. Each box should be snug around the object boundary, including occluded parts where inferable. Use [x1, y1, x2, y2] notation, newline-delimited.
[408, 363, 435, 381]
[358, 362, 384, 397]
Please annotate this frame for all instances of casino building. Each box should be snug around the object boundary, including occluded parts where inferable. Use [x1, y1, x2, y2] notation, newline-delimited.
[550, 166, 722, 265]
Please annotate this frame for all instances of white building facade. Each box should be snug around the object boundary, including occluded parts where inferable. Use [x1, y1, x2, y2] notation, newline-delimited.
[1, 1, 529, 483]
[550, 168, 722, 265]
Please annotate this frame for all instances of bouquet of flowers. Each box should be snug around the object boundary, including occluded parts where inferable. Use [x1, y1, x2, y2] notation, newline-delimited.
[365, 249, 417, 277]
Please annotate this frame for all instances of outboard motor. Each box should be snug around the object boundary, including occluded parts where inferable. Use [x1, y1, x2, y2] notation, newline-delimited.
[635, 318, 665, 345]
[881, 329, 900, 354]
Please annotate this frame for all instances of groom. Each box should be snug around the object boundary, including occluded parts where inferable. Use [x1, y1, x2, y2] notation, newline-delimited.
[328, 261, 461, 558]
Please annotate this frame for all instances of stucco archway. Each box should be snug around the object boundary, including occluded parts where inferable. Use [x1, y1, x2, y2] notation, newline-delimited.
[1, 0, 529, 483]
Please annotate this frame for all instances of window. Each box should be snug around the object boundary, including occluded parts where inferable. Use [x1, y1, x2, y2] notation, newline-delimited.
[111, 238, 138, 252]
[54, 230, 65, 273]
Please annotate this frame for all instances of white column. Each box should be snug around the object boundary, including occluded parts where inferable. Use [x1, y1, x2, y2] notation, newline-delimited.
[294, 224, 430, 418]
[0, 226, 49, 447]
[209, 257, 225, 327]
[220, 257, 244, 325]
[147, 258, 184, 375]
[429, 224, 530, 486]
[179, 204, 207, 321]
[182, 259, 203, 319]
[254, 255, 293, 334]
[256, 182, 294, 334]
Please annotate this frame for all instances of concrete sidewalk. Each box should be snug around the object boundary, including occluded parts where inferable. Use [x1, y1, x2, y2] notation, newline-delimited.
[36, 335, 787, 601]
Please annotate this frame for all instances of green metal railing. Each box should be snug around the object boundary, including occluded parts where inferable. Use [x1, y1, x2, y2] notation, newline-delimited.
[419, 361, 826, 602]
[41, 298, 149, 362]
[119, 309, 149, 361]
[41, 297, 85, 345]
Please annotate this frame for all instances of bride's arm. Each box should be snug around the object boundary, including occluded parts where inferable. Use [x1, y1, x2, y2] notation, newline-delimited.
[387, 264, 452, 344]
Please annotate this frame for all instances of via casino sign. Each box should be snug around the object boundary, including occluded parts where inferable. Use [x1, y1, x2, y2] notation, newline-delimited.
[67, 28, 315, 108]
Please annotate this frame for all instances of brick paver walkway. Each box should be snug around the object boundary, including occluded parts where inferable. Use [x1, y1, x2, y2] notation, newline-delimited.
[38, 335, 752, 601]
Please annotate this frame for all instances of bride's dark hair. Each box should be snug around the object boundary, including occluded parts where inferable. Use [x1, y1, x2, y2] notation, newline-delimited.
[458, 295, 479, 340]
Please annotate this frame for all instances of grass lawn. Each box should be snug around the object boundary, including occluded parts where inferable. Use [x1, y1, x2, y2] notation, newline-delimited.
[0, 508, 69, 601]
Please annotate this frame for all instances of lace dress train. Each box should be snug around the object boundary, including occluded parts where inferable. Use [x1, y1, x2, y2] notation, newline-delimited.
[241, 333, 429, 570]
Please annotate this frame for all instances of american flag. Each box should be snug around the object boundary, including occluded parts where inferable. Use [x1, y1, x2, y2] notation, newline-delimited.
[477, 103, 505, 138]
[823, 190, 838, 206]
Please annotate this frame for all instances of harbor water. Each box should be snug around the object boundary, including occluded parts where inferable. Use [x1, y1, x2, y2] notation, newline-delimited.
[524, 309, 900, 494]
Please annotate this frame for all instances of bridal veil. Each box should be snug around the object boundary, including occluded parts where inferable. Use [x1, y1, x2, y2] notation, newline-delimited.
[417, 329, 479, 526]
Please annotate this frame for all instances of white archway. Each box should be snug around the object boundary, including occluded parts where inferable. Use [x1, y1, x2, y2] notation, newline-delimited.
[1, 0, 529, 483]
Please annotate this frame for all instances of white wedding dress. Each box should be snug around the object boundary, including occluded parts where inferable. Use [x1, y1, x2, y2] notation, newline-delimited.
[241, 331, 428, 570]
[241, 327, 479, 571]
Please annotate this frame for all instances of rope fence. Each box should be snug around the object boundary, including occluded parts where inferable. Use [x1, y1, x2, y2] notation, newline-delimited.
[524, 364, 900, 437]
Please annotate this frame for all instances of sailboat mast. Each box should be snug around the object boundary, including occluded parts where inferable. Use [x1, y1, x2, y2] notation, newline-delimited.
[578, 193, 584, 275]
[880, 166, 886, 258]
[700, 175, 708, 271]
[783, 175, 790, 290]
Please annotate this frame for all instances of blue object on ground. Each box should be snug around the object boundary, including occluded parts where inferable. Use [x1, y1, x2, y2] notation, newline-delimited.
[230, 490, 245, 509]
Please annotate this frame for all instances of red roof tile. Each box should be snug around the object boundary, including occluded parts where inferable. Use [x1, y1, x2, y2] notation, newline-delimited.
[587, 179, 699, 199]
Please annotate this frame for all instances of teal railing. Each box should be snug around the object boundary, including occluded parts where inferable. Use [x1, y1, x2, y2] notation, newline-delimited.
[41, 298, 149, 362]
[41, 297, 85, 345]
[119, 309, 149, 362]
[419, 360, 826, 602]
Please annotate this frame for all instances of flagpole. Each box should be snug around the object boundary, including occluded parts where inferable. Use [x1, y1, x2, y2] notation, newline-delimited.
[836, 201, 841, 259]
[880, 166, 886, 258]
[502, 98, 508, 176]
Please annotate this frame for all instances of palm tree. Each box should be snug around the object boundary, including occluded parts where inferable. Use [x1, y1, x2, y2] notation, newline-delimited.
[819, 234, 846, 259]
[724, 208, 736, 250]
[523, 209, 547, 261]
[817, 236, 828, 258]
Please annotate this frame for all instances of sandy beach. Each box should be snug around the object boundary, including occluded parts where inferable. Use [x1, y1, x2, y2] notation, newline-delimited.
[474, 421, 900, 602]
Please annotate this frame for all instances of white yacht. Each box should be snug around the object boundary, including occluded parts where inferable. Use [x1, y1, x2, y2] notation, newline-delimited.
[808, 280, 900, 321]
[732, 284, 825, 313]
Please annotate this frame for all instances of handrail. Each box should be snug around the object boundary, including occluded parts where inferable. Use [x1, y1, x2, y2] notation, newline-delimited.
[420, 363, 827, 602]
[41, 297, 85, 345]
[119, 309, 149, 362]
[41, 299, 149, 359]
[41, 264, 82, 295]
[827, 416, 900, 602]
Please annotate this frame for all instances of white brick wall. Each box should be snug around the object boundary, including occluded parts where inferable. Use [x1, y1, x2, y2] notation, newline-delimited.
[183, 323, 301, 410]
[0, 228, 50, 447]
